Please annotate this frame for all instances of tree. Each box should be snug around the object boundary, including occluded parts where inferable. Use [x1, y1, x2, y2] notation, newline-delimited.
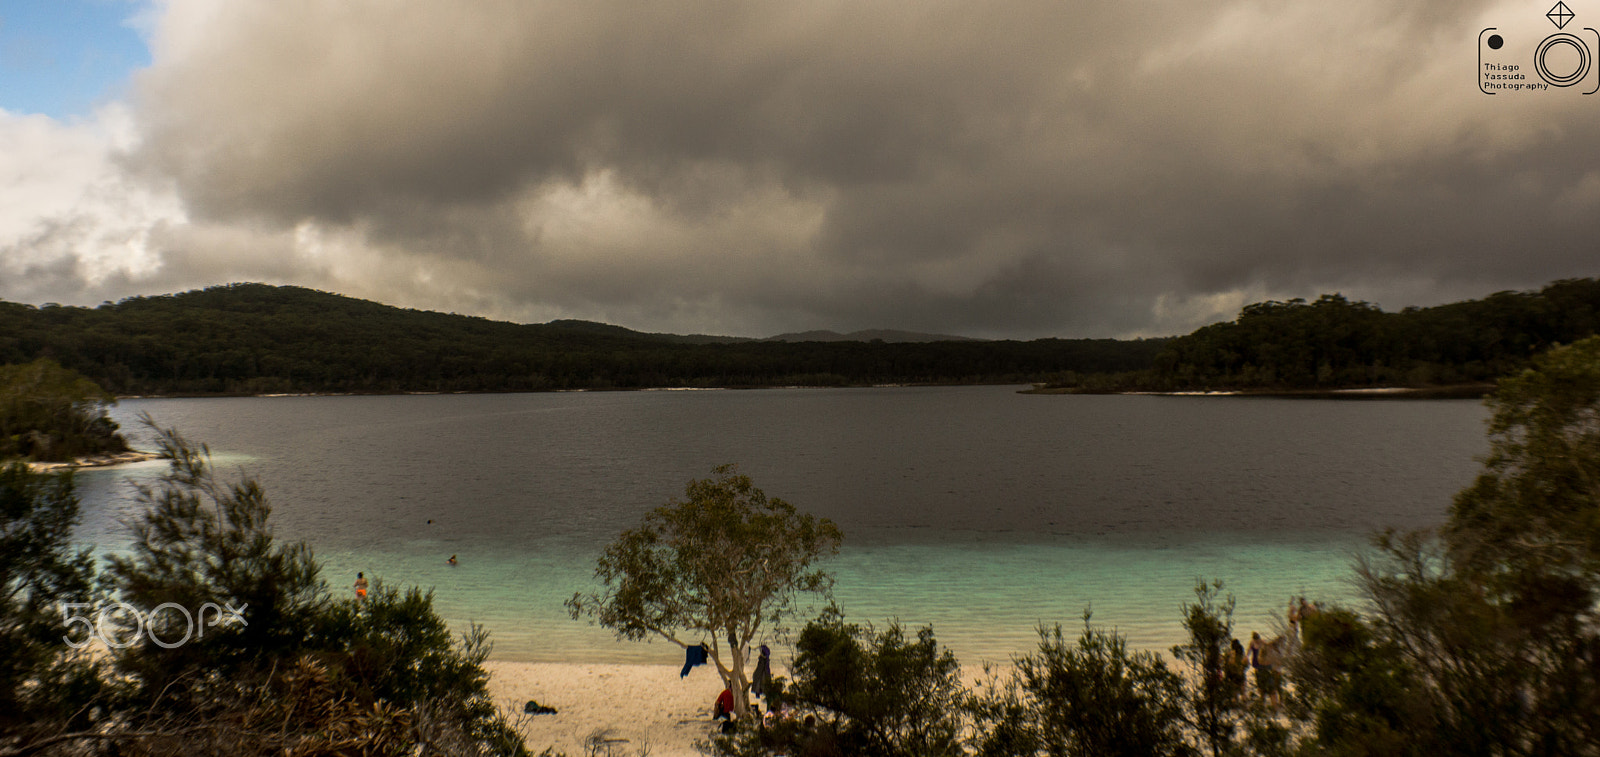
[0, 359, 128, 462]
[1449, 335, 1600, 578]
[105, 419, 325, 710]
[781, 608, 966, 757]
[1170, 579, 1242, 757]
[0, 462, 105, 744]
[973, 612, 1191, 757]
[1442, 336, 1600, 751]
[1285, 338, 1600, 755]
[93, 421, 529, 755]
[1285, 602, 1425, 757]
[567, 465, 843, 717]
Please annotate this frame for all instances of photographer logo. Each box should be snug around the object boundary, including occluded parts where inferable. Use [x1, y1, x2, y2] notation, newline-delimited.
[1480, 2, 1600, 94]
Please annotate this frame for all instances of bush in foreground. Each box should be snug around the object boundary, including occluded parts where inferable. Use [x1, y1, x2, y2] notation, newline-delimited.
[0, 424, 528, 756]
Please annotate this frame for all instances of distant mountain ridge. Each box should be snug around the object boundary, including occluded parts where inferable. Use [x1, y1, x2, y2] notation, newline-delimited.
[762, 329, 982, 344]
[10, 278, 1589, 397]
[541, 319, 754, 344]
[0, 283, 1162, 395]
[541, 321, 978, 344]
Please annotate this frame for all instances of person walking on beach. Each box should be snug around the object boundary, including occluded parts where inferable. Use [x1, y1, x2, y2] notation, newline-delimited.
[1226, 637, 1248, 698]
[752, 644, 773, 699]
[1249, 632, 1284, 708]
[353, 571, 368, 600]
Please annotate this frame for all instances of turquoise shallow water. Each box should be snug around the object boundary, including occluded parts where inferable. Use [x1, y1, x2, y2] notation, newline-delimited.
[73, 387, 1487, 665]
[297, 533, 1359, 665]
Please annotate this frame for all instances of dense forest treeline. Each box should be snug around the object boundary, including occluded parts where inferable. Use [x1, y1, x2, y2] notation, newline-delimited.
[0, 359, 129, 462]
[0, 284, 1161, 395]
[2, 278, 1597, 396]
[1051, 277, 1600, 392]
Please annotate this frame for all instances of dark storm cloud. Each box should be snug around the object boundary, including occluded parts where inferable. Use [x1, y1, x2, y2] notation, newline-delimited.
[112, 0, 1598, 337]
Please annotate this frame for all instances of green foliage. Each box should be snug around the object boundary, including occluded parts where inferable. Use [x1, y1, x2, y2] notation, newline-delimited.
[568, 465, 842, 717]
[0, 359, 128, 461]
[1292, 340, 1600, 756]
[0, 283, 1164, 395]
[105, 420, 326, 708]
[1286, 604, 1423, 757]
[1449, 335, 1600, 579]
[740, 608, 966, 757]
[1058, 278, 1600, 392]
[1345, 528, 1600, 756]
[0, 462, 106, 740]
[974, 613, 1192, 757]
[50, 421, 529, 756]
[4, 278, 1600, 396]
[1170, 580, 1241, 757]
[1439, 337, 1600, 752]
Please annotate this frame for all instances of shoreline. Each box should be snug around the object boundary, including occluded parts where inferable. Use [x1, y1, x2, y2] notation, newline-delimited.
[115, 382, 1497, 402]
[24, 450, 162, 473]
[486, 662, 1001, 757]
[1022, 383, 1495, 399]
[112, 382, 1025, 401]
[486, 662, 747, 757]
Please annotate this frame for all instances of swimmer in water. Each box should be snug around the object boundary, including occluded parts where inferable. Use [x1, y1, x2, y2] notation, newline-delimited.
[447, 555, 457, 566]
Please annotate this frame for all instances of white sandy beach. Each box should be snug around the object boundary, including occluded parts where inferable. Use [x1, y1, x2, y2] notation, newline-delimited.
[25, 450, 160, 473]
[486, 661, 1006, 756]
[486, 662, 745, 757]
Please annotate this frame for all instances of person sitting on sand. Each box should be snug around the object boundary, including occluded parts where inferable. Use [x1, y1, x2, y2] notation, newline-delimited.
[353, 571, 368, 600]
[713, 687, 734, 721]
[447, 554, 457, 566]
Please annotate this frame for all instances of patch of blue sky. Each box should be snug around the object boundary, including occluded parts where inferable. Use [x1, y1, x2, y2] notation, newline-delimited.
[0, 0, 150, 119]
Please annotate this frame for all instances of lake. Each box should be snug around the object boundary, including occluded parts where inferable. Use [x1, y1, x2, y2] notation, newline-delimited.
[73, 386, 1488, 665]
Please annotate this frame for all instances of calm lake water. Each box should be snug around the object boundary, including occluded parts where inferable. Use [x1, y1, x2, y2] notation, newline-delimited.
[73, 386, 1489, 665]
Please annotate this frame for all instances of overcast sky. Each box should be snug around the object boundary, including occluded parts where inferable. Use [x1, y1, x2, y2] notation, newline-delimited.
[2, 0, 1597, 339]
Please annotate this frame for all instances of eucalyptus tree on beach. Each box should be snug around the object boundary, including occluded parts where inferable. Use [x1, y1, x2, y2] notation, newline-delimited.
[567, 465, 843, 717]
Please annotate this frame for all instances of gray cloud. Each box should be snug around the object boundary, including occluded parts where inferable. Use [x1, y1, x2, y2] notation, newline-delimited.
[18, 0, 1599, 337]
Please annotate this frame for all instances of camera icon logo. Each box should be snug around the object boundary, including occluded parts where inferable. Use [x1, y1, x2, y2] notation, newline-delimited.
[1480, 2, 1600, 94]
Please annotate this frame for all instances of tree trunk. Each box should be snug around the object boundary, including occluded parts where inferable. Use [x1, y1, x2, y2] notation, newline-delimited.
[728, 641, 749, 717]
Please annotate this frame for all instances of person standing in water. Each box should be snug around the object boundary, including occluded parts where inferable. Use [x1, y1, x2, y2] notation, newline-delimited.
[354, 571, 368, 600]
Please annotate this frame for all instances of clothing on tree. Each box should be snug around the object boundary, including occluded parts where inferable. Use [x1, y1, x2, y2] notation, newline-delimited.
[752, 644, 773, 698]
[681, 643, 708, 678]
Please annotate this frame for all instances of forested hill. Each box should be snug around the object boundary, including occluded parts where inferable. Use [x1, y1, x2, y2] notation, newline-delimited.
[0, 284, 1162, 395]
[1055, 277, 1600, 393]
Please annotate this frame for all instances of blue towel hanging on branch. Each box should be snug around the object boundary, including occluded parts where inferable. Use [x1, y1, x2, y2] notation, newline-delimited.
[680, 643, 708, 678]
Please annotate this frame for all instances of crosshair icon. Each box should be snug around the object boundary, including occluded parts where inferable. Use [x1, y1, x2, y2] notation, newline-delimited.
[1549, 2, 1576, 29]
